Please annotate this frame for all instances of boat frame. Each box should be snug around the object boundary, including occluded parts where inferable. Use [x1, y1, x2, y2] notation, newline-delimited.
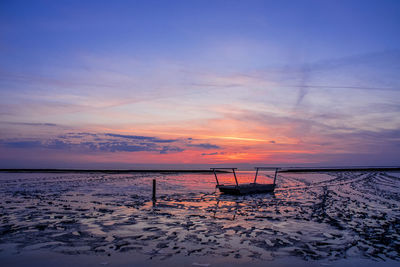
[211, 167, 280, 195]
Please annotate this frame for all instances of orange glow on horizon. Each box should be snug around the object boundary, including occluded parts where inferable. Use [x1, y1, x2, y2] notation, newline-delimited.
[68, 117, 333, 165]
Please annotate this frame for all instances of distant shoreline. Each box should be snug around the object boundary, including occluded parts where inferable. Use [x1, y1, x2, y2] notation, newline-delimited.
[0, 169, 217, 173]
[280, 167, 400, 172]
[0, 167, 399, 173]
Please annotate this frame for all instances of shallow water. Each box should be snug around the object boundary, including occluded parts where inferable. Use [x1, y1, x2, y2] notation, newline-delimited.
[0, 171, 399, 265]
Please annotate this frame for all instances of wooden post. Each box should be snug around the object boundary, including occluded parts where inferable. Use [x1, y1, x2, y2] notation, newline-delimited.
[273, 168, 278, 186]
[254, 168, 259, 183]
[152, 179, 156, 201]
[232, 168, 239, 187]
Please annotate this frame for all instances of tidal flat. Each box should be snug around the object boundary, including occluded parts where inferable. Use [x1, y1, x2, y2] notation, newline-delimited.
[0, 170, 399, 266]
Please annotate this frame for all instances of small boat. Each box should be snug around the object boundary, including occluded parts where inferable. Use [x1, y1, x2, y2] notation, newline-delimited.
[211, 167, 280, 195]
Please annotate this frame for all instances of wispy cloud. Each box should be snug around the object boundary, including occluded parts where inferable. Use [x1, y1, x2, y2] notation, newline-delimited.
[201, 152, 220, 156]
[1, 50, 399, 166]
[104, 133, 178, 143]
[187, 143, 221, 149]
[0, 121, 58, 127]
[0, 131, 223, 155]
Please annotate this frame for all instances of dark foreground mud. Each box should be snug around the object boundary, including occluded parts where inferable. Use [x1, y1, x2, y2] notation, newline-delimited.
[0, 171, 399, 265]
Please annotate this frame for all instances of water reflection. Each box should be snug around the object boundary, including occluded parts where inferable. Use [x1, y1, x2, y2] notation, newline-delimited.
[212, 192, 276, 220]
[212, 199, 239, 220]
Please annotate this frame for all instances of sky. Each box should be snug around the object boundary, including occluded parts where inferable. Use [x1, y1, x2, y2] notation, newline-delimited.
[0, 0, 400, 168]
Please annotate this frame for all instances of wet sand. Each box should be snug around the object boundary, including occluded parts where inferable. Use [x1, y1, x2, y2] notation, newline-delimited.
[0, 171, 399, 266]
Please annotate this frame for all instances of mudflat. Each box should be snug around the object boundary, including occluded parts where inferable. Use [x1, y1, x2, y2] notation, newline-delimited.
[0, 171, 399, 266]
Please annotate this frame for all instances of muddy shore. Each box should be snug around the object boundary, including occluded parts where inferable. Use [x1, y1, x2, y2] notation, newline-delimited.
[1, 171, 399, 266]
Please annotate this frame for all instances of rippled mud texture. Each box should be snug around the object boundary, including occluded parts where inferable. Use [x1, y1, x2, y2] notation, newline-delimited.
[0, 171, 399, 264]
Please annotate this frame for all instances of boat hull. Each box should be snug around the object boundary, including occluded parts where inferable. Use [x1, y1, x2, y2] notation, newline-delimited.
[217, 183, 275, 195]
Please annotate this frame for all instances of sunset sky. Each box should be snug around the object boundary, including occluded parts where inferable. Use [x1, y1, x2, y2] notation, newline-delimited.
[1, 0, 400, 168]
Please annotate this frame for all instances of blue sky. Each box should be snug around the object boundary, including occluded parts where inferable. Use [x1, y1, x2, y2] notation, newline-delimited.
[0, 0, 400, 168]
[2, 0, 400, 70]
